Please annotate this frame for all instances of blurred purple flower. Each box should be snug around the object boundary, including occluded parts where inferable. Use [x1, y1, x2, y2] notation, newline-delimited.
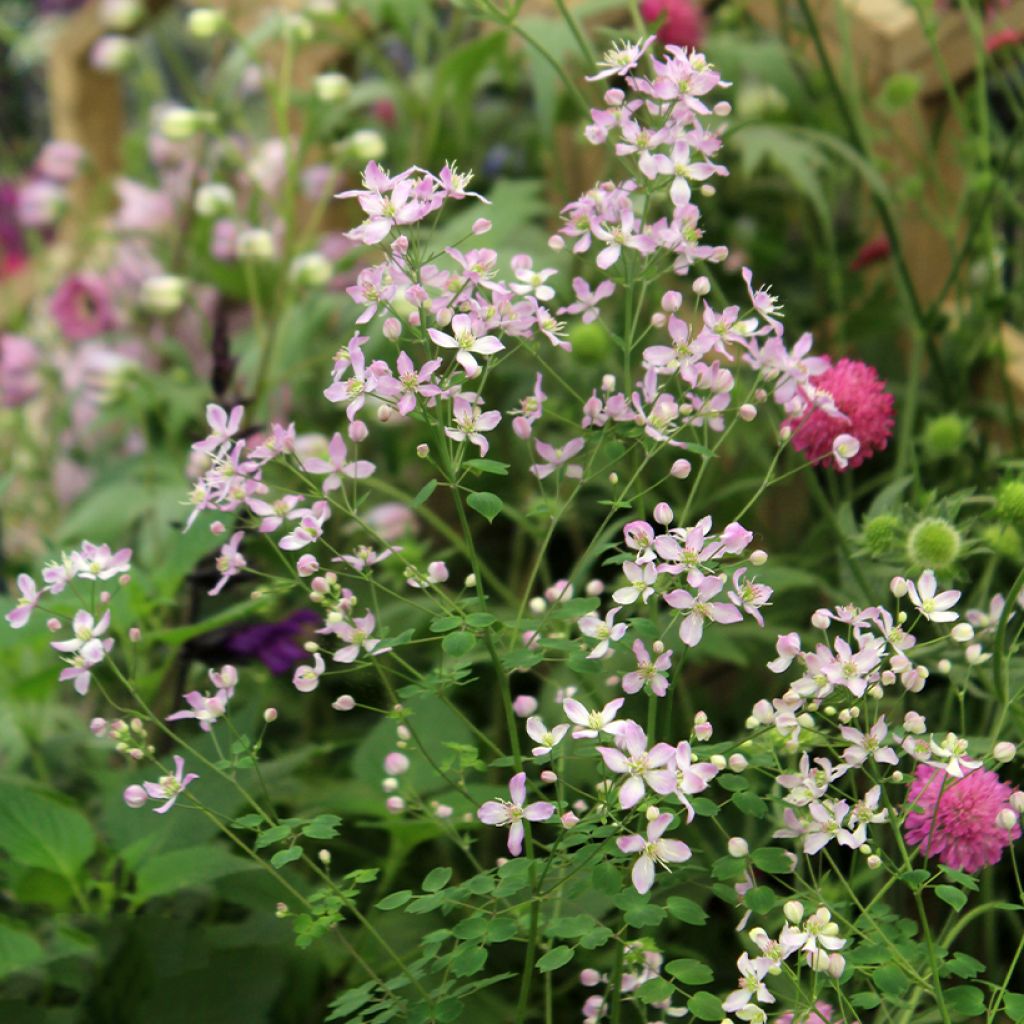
[0, 181, 27, 276]
[225, 609, 320, 674]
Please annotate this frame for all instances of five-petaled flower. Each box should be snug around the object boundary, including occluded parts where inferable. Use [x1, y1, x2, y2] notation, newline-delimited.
[477, 771, 555, 856]
[616, 812, 691, 893]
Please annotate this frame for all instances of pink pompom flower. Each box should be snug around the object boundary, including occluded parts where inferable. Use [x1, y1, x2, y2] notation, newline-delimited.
[903, 762, 1021, 872]
[784, 357, 894, 471]
[640, 0, 705, 48]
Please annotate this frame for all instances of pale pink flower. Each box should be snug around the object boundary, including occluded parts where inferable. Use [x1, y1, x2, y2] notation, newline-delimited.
[138, 755, 199, 814]
[444, 397, 501, 456]
[302, 433, 375, 491]
[563, 696, 625, 739]
[840, 717, 899, 767]
[280, 502, 330, 552]
[906, 570, 960, 623]
[526, 717, 570, 756]
[596, 721, 676, 809]
[5, 574, 44, 629]
[612, 561, 657, 606]
[586, 37, 655, 81]
[621, 639, 671, 696]
[166, 688, 233, 731]
[293, 653, 326, 693]
[530, 437, 585, 480]
[477, 771, 555, 856]
[210, 531, 246, 595]
[331, 612, 390, 663]
[616, 813, 691, 893]
[577, 608, 628, 659]
[664, 575, 742, 647]
[428, 313, 504, 378]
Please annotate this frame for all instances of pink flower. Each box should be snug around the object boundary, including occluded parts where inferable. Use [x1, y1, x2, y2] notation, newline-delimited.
[330, 612, 390, 663]
[563, 696, 625, 739]
[783, 358, 895, 471]
[577, 608, 628, 659]
[664, 576, 743, 647]
[210, 531, 246, 595]
[428, 313, 504, 378]
[907, 569, 960, 623]
[559, 277, 614, 324]
[51, 272, 116, 342]
[5, 574, 43, 629]
[302, 433, 375, 491]
[776, 1002, 838, 1024]
[293, 653, 326, 692]
[529, 437, 585, 480]
[115, 178, 174, 232]
[0, 334, 40, 406]
[903, 763, 1021, 872]
[166, 689, 232, 731]
[596, 721, 676, 809]
[477, 771, 555, 856]
[137, 755, 199, 814]
[444, 397, 501, 456]
[36, 140, 85, 183]
[622, 639, 671, 696]
[640, 0, 704, 48]
[617, 813, 691, 894]
[526, 717, 570, 756]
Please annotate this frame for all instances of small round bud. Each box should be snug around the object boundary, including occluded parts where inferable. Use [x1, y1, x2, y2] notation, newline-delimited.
[996, 479, 1024, 527]
[728, 753, 747, 772]
[194, 183, 235, 217]
[100, 0, 142, 31]
[186, 7, 226, 38]
[332, 695, 355, 711]
[512, 695, 538, 718]
[528, 596, 547, 614]
[937, 658, 952, 674]
[710, 754, 727, 769]
[862, 513, 901, 557]
[670, 458, 692, 479]
[318, 848, 332, 865]
[783, 900, 804, 924]
[263, 707, 278, 723]
[608, 472, 619, 485]
[585, 579, 605, 597]
[653, 501, 673, 526]
[314, 71, 351, 103]
[750, 549, 767, 566]
[810, 609, 830, 630]
[540, 769, 558, 784]
[951, 623, 974, 643]
[907, 517, 962, 570]
[1010, 791, 1024, 814]
[236, 228, 276, 262]
[692, 275, 711, 296]
[344, 128, 387, 163]
[91, 35, 135, 71]
[139, 274, 187, 315]
[993, 741, 1017, 763]
[464, 573, 477, 589]
[996, 808, 1019, 831]
[921, 413, 969, 460]
[123, 784, 148, 809]
[890, 576, 909, 598]
[866, 854, 882, 869]
[416, 443, 429, 458]
[727, 836, 749, 858]
[645, 805, 660, 822]
[275, 902, 289, 918]
[738, 403, 757, 422]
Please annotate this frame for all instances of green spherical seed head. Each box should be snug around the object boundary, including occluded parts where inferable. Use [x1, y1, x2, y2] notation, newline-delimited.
[996, 480, 1024, 527]
[983, 523, 1023, 562]
[862, 514, 901, 556]
[907, 517, 962, 569]
[568, 322, 612, 361]
[921, 413, 968, 459]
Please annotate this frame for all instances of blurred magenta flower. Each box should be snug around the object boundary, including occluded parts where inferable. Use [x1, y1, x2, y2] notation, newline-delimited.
[51, 272, 116, 341]
[640, 0, 705, 48]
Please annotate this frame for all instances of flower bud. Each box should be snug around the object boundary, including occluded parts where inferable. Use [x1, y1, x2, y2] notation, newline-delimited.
[1010, 791, 1024, 814]
[194, 183, 235, 217]
[890, 576, 908, 598]
[512, 695, 538, 717]
[692, 276, 710, 296]
[464, 573, 476, 588]
[540, 769, 558, 784]
[866, 854, 881, 869]
[937, 658, 952, 674]
[653, 501, 673, 525]
[289, 252, 332, 287]
[993, 741, 1017, 763]
[996, 808, 1019, 831]
[528, 596, 546, 614]
[951, 622, 974, 643]
[416, 443, 429, 458]
[332, 694, 355, 711]
[123, 784, 148, 809]
[384, 752, 410, 775]
[710, 754, 726, 769]
[314, 71, 352, 103]
[783, 900, 804, 924]
[263, 707, 278, 723]
[727, 836, 748, 858]
[344, 129, 387, 163]
[728, 753, 747, 772]
[139, 274, 187, 315]
[318, 848, 331, 865]
[810, 609, 830, 630]
[236, 228, 276, 262]
[585, 579, 604, 597]
[827, 953, 846, 979]
[645, 805, 660, 822]
[187, 7, 227, 37]
[738, 403, 757, 422]
[385, 796, 404, 814]
[100, 0, 142, 31]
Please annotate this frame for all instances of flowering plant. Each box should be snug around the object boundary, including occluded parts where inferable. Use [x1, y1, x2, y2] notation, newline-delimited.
[2, 4, 1024, 1023]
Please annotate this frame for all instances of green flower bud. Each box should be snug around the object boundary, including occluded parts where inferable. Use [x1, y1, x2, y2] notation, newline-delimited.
[862, 514, 901, 557]
[186, 8, 227, 38]
[982, 523, 1023, 562]
[921, 413, 968, 460]
[568, 322, 612, 361]
[314, 72, 352, 104]
[907, 517, 962, 570]
[996, 479, 1024, 527]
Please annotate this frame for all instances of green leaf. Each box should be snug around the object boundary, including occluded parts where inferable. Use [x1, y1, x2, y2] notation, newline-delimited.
[376, 890, 413, 911]
[270, 846, 303, 869]
[731, 791, 767, 818]
[665, 959, 714, 985]
[1003, 992, 1024, 1022]
[134, 844, 256, 902]
[451, 943, 487, 978]
[636, 977, 674, 1004]
[850, 993, 881, 1010]
[466, 491, 503, 522]
[750, 847, 793, 873]
[442, 631, 476, 657]
[934, 885, 967, 912]
[464, 458, 510, 476]
[687, 992, 725, 1020]
[423, 866, 453, 892]
[0, 783, 96, 881]
[537, 946, 574, 972]
[744, 886, 779, 915]
[0, 916, 46, 980]
[411, 479, 439, 507]
[666, 896, 708, 925]
[874, 965, 911, 998]
[941, 952, 984, 980]
[302, 814, 342, 840]
[944, 986, 985, 1017]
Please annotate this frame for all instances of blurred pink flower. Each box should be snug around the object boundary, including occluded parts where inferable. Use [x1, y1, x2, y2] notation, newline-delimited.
[51, 272, 116, 341]
[35, 140, 85, 183]
[640, 0, 705, 48]
[114, 178, 174, 232]
[0, 334, 40, 406]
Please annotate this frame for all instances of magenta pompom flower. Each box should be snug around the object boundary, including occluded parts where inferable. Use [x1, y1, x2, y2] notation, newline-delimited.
[784, 357, 894, 471]
[903, 763, 1021, 873]
[776, 1002, 839, 1024]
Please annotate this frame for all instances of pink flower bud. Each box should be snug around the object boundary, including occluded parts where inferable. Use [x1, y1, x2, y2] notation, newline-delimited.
[385, 796, 405, 814]
[263, 708, 278, 723]
[210, 520, 226, 535]
[435, 803, 453, 818]
[332, 695, 355, 711]
[512, 694, 538, 718]
[382, 317, 401, 340]
[296, 554, 319, 577]
[540, 769, 558, 784]
[123, 784, 148, 808]
[472, 218, 491, 235]
[661, 290, 682, 312]
[349, 419, 368, 443]
[384, 752, 410, 775]
[89, 717, 107, 736]
[580, 968, 601, 986]
[46, 618, 61, 632]
[653, 501, 673, 525]
[670, 459, 691, 479]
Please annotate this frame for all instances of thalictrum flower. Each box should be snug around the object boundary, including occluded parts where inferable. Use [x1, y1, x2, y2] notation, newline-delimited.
[292, 652, 326, 693]
[906, 570, 961, 623]
[529, 437, 585, 480]
[613, 560, 658, 606]
[138, 755, 199, 814]
[477, 771, 555, 856]
[621, 639, 672, 696]
[209, 531, 246, 596]
[596, 721, 676, 809]
[616, 813, 691, 893]
[428, 313, 504, 378]
[664, 575, 743, 647]
[444, 397, 501, 455]
[525, 717, 570, 756]
[5, 574, 43, 629]
[563, 696, 625, 739]
[577, 608, 628, 659]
